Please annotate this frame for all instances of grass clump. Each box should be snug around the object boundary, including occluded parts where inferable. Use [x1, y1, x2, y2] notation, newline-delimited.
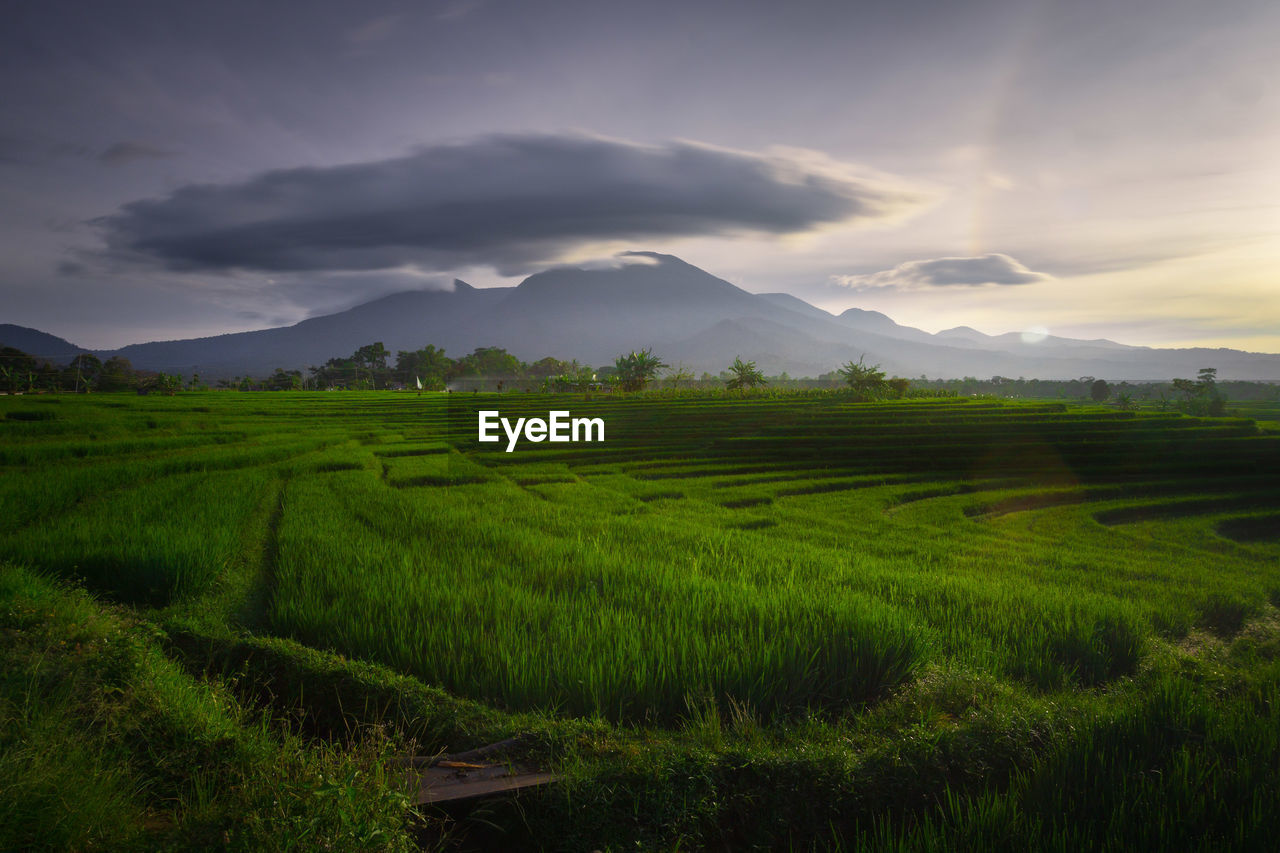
[0, 563, 421, 851]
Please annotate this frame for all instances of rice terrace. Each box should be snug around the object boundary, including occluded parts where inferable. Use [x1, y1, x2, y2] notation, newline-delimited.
[3, 387, 1279, 849]
[7, 3, 1280, 847]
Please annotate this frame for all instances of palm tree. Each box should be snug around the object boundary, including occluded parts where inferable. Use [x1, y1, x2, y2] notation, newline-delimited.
[613, 348, 668, 392]
[724, 356, 766, 391]
[838, 355, 887, 398]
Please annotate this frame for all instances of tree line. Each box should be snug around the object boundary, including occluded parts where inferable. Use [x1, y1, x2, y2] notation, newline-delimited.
[1, 339, 916, 399]
[0, 348, 168, 394]
[906, 370, 1274, 411]
[4, 340, 1265, 411]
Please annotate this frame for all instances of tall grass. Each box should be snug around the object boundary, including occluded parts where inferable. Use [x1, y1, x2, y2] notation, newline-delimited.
[4, 391, 1280, 847]
[3, 391, 1278, 717]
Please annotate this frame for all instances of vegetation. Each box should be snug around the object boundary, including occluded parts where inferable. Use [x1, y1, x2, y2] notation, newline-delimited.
[1, 389, 1278, 848]
[0, 563, 419, 851]
[838, 355, 886, 395]
[611, 347, 668, 392]
[6, 334, 1276, 413]
[724, 356, 767, 390]
[1171, 367, 1229, 416]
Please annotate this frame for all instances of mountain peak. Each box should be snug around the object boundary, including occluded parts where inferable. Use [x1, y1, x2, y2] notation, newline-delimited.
[839, 306, 895, 323]
[617, 250, 680, 265]
[0, 324, 88, 361]
[936, 325, 988, 340]
[512, 252, 747, 304]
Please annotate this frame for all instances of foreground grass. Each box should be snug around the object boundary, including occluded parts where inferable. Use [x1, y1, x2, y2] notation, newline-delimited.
[8, 558, 1280, 850]
[0, 563, 420, 851]
[3, 390, 1279, 849]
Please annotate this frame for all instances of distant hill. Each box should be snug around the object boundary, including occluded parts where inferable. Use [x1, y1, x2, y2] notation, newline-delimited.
[0, 324, 89, 363]
[5, 254, 1280, 380]
[108, 281, 510, 378]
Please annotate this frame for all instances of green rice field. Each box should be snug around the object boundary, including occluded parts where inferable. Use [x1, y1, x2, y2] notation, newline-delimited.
[3, 390, 1279, 850]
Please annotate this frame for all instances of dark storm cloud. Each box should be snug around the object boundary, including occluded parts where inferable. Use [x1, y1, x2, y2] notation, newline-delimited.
[97, 134, 928, 275]
[832, 253, 1051, 291]
[98, 142, 179, 167]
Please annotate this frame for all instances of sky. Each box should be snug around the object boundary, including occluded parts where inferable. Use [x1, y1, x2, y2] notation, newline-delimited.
[2, 0, 1278, 353]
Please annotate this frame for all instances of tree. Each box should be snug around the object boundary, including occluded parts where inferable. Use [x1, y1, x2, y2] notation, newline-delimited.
[315, 356, 357, 389]
[549, 365, 597, 393]
[1115, 392, 1137, 411]
[1171, 377, 1199, 402]
[267, 368, 302, 391]
[146, 372, 182, 395]
[0, 347, 37, 393]
[98, 356, 138, 391]
[1198, 367, 1226, 416]
[452, 347, 524, 381]
[613, 348, 668, 392]
[838, 356, 887, 399]
[1171, 367, 1226, 416]
[353, 342, 391, 388]
[395, 345, 453, 390]
[887, 377, 910, 398]
[527, 356, 574, 378]
[724, 356, 767, 391]
[66, 353, 103, 392]
[1090, 378, 1111, 403]
[354, 342, 389, 371]
[663, 362, 696, 390]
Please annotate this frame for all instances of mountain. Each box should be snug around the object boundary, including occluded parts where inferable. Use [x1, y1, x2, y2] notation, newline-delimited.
[0, 325, 89, 362]
[757, 292, 836, 322]
[110, 281, 510, 377]
[5, 254, 1279, 380]
[935, 326, 993, 345]
[836, 308, 939, 345]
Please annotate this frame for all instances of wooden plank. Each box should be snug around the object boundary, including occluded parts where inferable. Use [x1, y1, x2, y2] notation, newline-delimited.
[412, 763, 558, 804]
[399, 735, 558, 804]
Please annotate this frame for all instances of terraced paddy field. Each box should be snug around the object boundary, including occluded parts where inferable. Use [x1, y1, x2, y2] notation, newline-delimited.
[3, 391, 1279, 850]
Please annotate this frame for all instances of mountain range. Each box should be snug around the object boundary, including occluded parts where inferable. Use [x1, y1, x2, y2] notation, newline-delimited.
[3, 252, 1278, 381]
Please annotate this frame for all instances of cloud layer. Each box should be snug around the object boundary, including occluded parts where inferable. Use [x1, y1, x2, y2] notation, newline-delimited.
[98, 141, 178, 166]
[832, 253, 1051, 291]
[97, 134, 928, 275]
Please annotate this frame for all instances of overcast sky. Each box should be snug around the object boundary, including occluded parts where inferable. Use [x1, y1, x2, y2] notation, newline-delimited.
[3, 0, 1278, 352]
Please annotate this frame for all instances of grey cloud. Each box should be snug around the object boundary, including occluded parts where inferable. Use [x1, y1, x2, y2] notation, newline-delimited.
[345, 14, 401, 44]
[281, 271, 456, 316]
[832, 253, 1051, 291]
[99, 142, 179, 166]
[97, 134, 928, 276]
[0, 135, 91, 166]
[234, 311, 296, 326]
[436, 0, 484, 22]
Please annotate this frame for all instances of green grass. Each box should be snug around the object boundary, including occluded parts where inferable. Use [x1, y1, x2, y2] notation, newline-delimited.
[0, 563, 420, 851]
[2, 390, 1279, 849]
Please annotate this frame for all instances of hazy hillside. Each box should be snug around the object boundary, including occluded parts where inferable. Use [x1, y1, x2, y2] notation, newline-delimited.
[108, 282, 511, 377]
[0, 324, 88, 362]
